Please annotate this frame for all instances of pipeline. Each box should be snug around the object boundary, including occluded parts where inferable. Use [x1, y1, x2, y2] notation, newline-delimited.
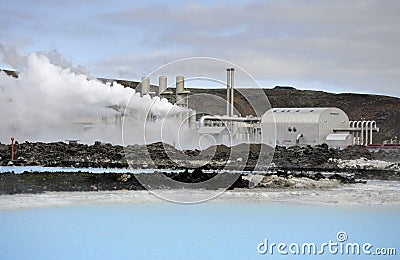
[356, 121, 362, 145]
[226, 69, 230, 116]
[199, 115, 260, 128]
[349, 120, 379, 146]
[296, 133, 304, 145]
[226, 68, 235, 116]
[370, 121, 377, 144]
[361, 121, 367, 145]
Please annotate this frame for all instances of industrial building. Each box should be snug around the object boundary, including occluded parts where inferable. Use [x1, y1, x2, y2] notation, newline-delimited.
[75, 68, 379, 149]
[195, 106, 379, 149]
[152, 69, 379, 149]
[261, 107, 353, 148]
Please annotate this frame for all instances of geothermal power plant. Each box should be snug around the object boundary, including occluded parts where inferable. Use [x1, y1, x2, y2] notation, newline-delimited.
[80, 68, 379, 149]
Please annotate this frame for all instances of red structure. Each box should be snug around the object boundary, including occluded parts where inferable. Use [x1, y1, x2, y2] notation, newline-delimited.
[11, 137, 15, 161]
[367, 144, 400, 149]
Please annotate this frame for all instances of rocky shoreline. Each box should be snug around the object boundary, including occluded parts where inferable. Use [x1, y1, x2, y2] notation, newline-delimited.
[0, 169, 368, 195]
[0, 141, 399, 195]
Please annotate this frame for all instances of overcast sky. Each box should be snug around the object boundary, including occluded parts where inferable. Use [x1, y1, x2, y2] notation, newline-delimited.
[1, 0, 399, 97]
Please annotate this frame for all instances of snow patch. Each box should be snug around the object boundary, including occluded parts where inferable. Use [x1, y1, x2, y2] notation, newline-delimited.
[330, 157, 400, 171]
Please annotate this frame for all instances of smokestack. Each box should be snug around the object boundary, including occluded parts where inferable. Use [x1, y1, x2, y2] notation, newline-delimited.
[230, 68, 235, 117]
[226, 68, 235, 116]
[158, 76, 167, 95]
[175, 76, 190, 108]
[226, 69, 231, 116]
[158, 76, 173, 102]
[176, 75, 185, 94]
[141, 77, 150, 96]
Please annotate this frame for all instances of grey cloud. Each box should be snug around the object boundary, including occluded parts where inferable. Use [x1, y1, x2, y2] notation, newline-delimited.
[97, 0, 400, 97]
[3, 0, 398, 97]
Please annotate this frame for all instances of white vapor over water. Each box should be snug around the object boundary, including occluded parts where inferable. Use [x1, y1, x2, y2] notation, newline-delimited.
[0, 48, 192, 146]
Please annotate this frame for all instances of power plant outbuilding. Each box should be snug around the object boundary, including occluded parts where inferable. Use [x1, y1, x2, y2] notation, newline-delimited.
[261, 107, 353, 148]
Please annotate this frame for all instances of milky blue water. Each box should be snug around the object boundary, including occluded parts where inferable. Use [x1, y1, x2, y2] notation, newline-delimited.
[0, 202, 399, 259]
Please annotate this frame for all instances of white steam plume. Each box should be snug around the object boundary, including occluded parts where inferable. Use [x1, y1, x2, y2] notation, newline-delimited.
[0, 48, 196, 147]
[0, 44, 26, 71]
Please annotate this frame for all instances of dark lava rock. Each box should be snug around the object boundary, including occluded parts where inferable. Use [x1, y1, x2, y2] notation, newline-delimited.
[373, 149, 400, 163]
[0, 172, 145, 195]
[165, 169, 217, 183]
[339, 145, 374, 160]
[354, 169, 400, 181]
[329, 174, 353, 183]
[313, 172, 326, 180]
[0, 141, 398, 180]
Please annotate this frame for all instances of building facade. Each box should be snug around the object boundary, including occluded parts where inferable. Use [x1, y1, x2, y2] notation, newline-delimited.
[261, 107, 352, 148]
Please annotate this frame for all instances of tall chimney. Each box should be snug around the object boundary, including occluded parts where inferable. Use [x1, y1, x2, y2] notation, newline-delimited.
[226, 68, 235, 116]
[175, 76, 190, 108]
[158, 76, 167, 95]
[230, 68, 235, 116]
[176, 75, 185, 94]
[158, 76, 173, 102]
[226, 69, 231, 116]
[141, 77, 150, 96]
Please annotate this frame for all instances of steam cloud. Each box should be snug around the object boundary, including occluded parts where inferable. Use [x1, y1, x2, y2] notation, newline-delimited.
[0, 47, 195, 147]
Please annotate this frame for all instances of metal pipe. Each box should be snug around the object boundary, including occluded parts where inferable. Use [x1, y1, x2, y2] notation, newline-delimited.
[230, 68, 235, 117]
[365, 121, 371, 145]
[296, 133, 303, 145]
[226, 69, 230, 116]
[356, 121, 362, 144]
[370, 121, 376, 144]
[11, 137, 14, 161]
[199, 115, 260, 128]
[361, 121, 367, 145]
[349, 121, 355, 144]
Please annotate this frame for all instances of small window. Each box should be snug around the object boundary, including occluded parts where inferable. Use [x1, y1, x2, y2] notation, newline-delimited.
[288, 127, 292, 132]
[293, 127, 297, 132]
[296, 110, 300, 112]
[310, 110, 314, 112]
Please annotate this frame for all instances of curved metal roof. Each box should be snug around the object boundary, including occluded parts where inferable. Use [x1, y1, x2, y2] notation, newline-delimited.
[261, 107, 346, 124]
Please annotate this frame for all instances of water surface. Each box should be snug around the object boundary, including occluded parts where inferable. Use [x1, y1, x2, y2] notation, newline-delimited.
[0, 202, 399, 259]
